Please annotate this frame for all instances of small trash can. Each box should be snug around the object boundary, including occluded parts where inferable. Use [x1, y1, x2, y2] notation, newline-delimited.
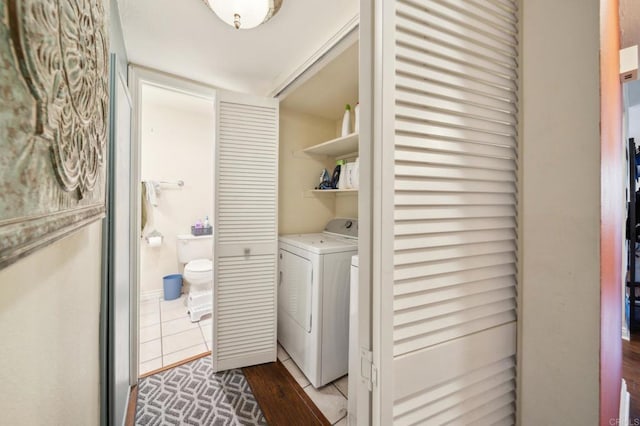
[163, 274, 182, 301]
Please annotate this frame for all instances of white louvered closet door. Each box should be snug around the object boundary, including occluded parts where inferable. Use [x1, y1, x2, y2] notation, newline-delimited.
[212, 92, 279, 372]
[368, 0, 519, 424]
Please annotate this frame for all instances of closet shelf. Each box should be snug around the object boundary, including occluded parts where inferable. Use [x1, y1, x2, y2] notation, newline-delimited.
[304, 188, 358, 198]
[302, 133, 358, 158]
[312, 188, 358, 193]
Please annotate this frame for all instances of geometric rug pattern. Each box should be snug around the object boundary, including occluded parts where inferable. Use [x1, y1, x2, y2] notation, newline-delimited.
[135, 356, 267, 425]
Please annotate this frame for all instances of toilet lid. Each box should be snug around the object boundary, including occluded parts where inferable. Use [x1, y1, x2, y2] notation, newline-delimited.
[186, 259, 212, 272]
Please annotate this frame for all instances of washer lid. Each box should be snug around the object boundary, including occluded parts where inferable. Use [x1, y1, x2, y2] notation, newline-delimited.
[278, 233, 358, 254]
[186, 259, 212, 272]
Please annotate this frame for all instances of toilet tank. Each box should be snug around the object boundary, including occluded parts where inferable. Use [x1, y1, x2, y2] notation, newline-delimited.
[176, 234, 213, 263]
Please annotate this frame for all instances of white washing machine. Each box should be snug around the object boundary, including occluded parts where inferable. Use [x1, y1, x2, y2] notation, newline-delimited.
[278, 218, 358, 388]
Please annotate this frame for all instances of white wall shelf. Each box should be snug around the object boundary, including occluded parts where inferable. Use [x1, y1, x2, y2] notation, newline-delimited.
[304, 188, 358, 198]
[300, 133, 359, 197]
[302, 133, 358, 158]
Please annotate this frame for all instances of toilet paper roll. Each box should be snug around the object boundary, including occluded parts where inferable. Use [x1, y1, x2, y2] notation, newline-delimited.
[147, 236, 162, 247]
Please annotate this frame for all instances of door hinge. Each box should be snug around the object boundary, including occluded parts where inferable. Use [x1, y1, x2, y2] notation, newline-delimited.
[360, 348, 377, 391]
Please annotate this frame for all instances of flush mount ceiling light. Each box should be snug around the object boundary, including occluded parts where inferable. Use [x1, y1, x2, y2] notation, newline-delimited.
[204, 0, 283, 30]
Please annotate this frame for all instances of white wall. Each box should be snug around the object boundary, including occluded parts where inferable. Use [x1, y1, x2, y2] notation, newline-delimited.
[0, 222, 103, 425]
[520, 0, 601, 423]
[140, 85, 214, 296]
[279, 108, 337, 234]
[629, 104, 640, 141]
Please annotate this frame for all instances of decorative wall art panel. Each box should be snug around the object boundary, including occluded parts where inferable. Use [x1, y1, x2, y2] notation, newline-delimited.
[0, 0, 109, 269]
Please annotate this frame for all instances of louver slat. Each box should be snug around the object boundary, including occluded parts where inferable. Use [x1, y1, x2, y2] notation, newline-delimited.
[390, 0, 519, 424]
[217, 101, 277, 245]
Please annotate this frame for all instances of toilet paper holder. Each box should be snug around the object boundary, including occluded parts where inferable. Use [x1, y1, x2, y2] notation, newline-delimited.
[145, 229, 164, 246]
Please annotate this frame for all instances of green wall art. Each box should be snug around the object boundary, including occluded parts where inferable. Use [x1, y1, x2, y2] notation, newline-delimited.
[0, 0, 109, 269]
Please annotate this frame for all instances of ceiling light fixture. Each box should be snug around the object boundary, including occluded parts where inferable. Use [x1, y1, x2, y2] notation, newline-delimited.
[204, 0, 283, 30]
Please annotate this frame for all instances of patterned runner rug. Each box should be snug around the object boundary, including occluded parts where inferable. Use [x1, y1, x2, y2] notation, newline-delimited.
[135, 356, 267, 425]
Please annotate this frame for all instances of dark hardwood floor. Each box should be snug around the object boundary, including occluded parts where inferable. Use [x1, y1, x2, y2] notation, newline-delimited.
[243, 361, 331, 426]
[623, 333, 640, 423]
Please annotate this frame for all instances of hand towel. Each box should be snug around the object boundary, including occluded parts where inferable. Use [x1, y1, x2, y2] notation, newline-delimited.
[141, 182, 148, 233]
[144, 180, 158, 207]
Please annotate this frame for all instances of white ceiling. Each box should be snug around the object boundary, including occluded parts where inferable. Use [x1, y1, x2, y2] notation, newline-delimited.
[116, 0, 359, 96]
[142, 84, 212, 116]
[281, 42, 359, 120]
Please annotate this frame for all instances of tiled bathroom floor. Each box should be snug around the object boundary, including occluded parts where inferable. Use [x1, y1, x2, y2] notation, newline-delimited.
[277, 343, 348, 425]
[139, 295, 211, 375]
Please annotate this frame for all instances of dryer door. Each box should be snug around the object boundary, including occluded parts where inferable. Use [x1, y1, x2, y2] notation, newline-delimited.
[279, 249, 313, 333]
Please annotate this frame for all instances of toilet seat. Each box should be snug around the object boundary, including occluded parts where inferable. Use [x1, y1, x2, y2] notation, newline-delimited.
[184, 258, 213, 285]
[186, 258, 212, 272]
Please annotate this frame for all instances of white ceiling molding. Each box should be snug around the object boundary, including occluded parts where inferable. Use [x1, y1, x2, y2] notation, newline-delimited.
[269, 14, 359, 99]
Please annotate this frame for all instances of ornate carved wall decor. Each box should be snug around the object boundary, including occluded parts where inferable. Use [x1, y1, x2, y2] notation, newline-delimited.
[0, 0, 109, 269]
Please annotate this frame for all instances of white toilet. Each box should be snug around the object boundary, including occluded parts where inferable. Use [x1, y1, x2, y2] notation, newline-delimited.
[176, 234, 213, 322]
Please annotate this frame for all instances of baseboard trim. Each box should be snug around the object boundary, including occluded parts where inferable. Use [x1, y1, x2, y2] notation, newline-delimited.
[140, 289, 162, 302]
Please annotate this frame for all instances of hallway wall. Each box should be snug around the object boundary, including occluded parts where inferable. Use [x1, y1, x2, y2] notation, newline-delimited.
[0, 222, 103, 424]
[0, 1, 128, 424]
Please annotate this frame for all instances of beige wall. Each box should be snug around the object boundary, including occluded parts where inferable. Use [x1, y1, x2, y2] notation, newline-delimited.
[336, 193, 358, 219]
[519, 0, 601, 424]
[140, 85, 214, 295]
[0, 222, 102, 425]
[279, 108, 337, 234]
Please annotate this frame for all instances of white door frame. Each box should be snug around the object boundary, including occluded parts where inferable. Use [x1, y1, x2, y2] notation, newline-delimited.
[353, 1, 374, 424]
[106, 53, 134, 426]
[359, 0, 395, 423]
[127, 65, 217, 382]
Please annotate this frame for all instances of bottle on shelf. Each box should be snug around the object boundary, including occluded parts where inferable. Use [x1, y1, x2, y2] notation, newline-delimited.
[354, 102, 360, 133]
[332, 160, 346, 189]
[352, 157, 359, 189]
[344, 162, 354, 189]
[341, 104, 352, 137]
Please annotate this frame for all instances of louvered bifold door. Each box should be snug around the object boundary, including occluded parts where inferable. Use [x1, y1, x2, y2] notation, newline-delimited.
[370, 0, 519, 424]
[212, 92, 279, 372]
